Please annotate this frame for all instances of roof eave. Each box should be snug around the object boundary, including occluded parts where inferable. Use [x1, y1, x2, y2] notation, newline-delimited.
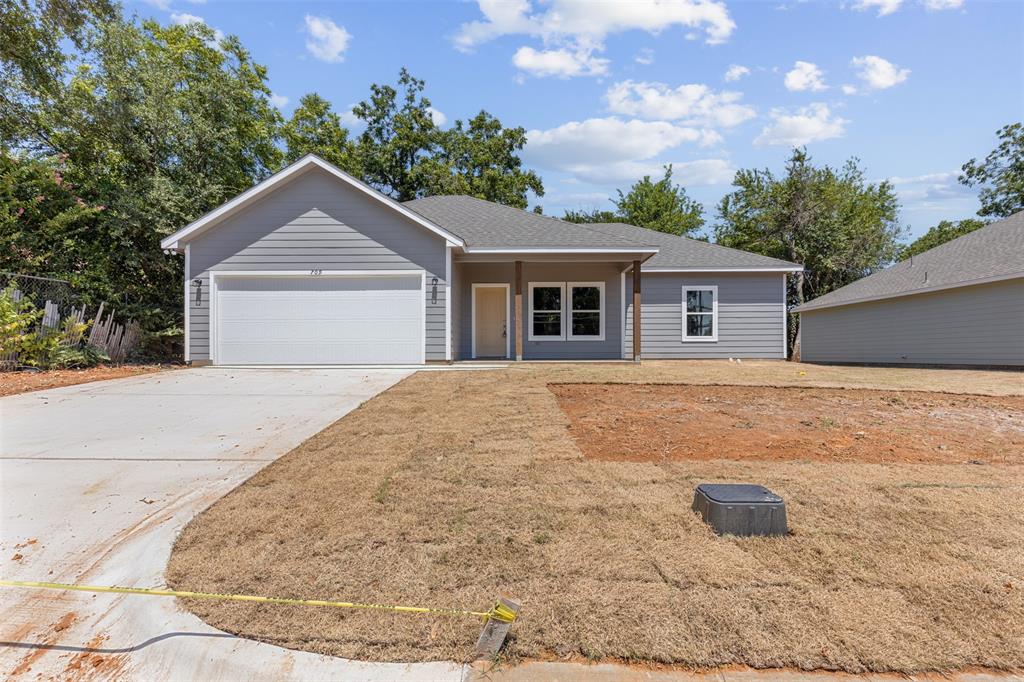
[795, 271, 1024, 313]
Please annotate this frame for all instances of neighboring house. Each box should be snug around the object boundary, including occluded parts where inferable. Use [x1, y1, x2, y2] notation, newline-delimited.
[160, 155, 800, 365]
[796, 211, 1024, 368]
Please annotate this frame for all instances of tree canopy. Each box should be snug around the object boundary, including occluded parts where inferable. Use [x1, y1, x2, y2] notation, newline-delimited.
[960, 122, 1024, 218]
[715, 149, 903, 355]
[282, 93, 358, 174]
[898, 218, 988, 261]
[562, 165, 704, 237]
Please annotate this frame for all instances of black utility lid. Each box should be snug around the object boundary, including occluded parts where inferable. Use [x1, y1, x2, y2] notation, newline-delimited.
[696, 483, 782, 505]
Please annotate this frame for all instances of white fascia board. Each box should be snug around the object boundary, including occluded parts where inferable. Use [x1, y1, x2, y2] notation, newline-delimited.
[160, 155, 465, 251]
[795, 271, 1024, 313]
[642, 266, 803, 273]
[462, 246, 659, 254]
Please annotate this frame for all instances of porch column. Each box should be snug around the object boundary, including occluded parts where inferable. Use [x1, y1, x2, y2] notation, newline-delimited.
[632, 260, 642, 363]
[514, 260, 523, 361]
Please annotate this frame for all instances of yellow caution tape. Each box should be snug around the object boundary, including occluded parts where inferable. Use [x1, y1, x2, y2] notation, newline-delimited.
[0, 580, 516, 623]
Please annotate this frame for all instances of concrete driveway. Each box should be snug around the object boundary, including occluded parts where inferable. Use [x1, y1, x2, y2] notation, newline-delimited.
[0, 368, 465, 681]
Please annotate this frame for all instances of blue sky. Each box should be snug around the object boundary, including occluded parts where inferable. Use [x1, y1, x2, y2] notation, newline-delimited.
[133, 0, 1022, 241]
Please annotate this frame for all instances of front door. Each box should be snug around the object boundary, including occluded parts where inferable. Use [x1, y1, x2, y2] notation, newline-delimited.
[474, 286, 507, 358]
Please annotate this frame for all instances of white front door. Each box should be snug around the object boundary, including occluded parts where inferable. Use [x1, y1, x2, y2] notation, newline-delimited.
[215, 274, 423, 365]
[473, 285, 508, 358]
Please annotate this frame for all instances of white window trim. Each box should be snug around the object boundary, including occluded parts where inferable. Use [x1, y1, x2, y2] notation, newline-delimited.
[527, 282, 565, 341]
[567, 281, 605, 342]
[470, 283, 510, 359]
[681, 284, 718, 342]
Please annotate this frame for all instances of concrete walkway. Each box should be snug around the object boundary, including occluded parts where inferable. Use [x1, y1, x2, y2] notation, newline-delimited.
[0, 368, 466, 681]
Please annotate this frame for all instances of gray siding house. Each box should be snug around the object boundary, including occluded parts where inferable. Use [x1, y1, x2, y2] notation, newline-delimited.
[796, 212, 1024, 367]
[160, 155, 800, 365]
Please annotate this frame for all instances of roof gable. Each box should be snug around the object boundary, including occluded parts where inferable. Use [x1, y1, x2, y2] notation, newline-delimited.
[160, 155, 464, 251]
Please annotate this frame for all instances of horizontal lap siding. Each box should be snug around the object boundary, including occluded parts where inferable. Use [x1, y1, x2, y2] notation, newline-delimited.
[456, 261, 625, 360]
[186, 168, 447, 362]
[800, 279, 1024, 366]
[626, 272, 786, 359]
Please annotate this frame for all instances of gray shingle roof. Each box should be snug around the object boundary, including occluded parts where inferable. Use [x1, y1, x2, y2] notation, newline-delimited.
[579, 221, 801, 270]
[403, 195, 650, 249]
[797, 211, 1024, 313]
[403, 195, 801, 269]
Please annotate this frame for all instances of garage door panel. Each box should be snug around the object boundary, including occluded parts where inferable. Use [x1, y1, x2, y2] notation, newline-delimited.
[215, 275, 423, 364]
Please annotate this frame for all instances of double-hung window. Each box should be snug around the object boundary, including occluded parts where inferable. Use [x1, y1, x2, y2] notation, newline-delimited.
[682, 285, 717, 341]
[528, 281, 605, 341]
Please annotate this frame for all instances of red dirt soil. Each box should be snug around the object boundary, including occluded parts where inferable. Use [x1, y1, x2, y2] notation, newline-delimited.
[0, 365, 171, 397]
[550, 383, 1024, 465]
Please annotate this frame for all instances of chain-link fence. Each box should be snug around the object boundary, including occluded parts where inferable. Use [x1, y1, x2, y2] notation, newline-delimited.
[0, 272, 75, 308]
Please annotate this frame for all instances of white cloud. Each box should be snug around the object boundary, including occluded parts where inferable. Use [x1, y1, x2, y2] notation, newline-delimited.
[889, 171, 974, 212]
[454, 0, 736, 51]
[755, 103, 847, 146]
[304, 15, 351, 63]
[524, 117, 729, 184]
[851, 55, 910, 90]
[635, 48, 655, 65]
[921, 0, 963, 9]
[144, 0, 171, 9]
[512, 46, 609, 78]
[724, 64, 750, 82]
[841, 84, 859, 95]
[427, 106, 447, 127]
[784, 61, 827, 92]
[268, 93, 289, 109]
[852, 0, 903, 16]
[571, 158, 736, 185]
[170, 12, 224, 43]
[339, 106, 363, 131]
[604, 80, 755, 128]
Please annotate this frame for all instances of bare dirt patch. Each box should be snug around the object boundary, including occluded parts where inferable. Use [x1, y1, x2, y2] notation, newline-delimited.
[167, 365, 1024, 673]
[0, 365, 171, 397]
[551, 384, 1024, 465]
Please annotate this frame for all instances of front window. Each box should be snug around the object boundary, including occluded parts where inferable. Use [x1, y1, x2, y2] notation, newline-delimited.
[568, 283, 604, 340]
[530, 284, 563, 339]
[528, 281, 606, 341]
[683, 286, 717, 341]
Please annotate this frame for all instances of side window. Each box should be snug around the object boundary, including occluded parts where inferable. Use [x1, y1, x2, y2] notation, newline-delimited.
[568, 282, 604, 340]
[530, 283, 563, 339]
[683, 286, 717, 341]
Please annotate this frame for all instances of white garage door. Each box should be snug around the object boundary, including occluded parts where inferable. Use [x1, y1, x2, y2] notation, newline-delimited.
[214, 274, 423, 365]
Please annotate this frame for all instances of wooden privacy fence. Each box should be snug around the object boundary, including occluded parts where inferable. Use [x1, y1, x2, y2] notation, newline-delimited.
[1, 293, 140, 369]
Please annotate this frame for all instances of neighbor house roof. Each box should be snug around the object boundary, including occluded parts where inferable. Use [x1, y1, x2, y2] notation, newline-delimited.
[796, 211, 1024, 313]
[404, 195, 801, 269]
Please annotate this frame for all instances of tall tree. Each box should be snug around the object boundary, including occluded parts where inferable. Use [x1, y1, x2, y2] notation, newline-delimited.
[960, 122, 1024, 218]
[281, 93, 358, 174]
[425, 111, 543, 208]
[615, 165, 704, 236]
[351, 68, 437, 201]
[716, 149, 902, 356]
[898, 218, 988, 261]
[5, 17, 282, 335]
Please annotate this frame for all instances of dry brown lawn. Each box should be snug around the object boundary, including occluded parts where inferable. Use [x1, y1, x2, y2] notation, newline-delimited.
[167, 361, 1024, 673]
[0, 364, 172, 396]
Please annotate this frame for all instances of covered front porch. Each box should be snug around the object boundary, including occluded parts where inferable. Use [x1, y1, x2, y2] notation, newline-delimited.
[450, 249, 654, 362]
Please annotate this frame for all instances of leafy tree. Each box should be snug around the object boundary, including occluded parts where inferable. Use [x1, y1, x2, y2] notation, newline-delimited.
[716, 149, 902, 357]
[0, 0, 117, 145]
[615, 166, 704, 236]
[898, 218, 988, 261]
[960, 122, 1024, 218]
[281, 93, 359, 174]
[562, 208, 619, 224]
[351, 68, 438, 201]
[425, 111, 543, 208]
[5, 17, 283, 335]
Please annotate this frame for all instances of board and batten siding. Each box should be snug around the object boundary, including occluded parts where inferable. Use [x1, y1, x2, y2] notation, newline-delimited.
[800, 278, 1024, 366]
[455, 261, 626, 360]
[185, 167, 448, 362]
[625, 272, 787, 359]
